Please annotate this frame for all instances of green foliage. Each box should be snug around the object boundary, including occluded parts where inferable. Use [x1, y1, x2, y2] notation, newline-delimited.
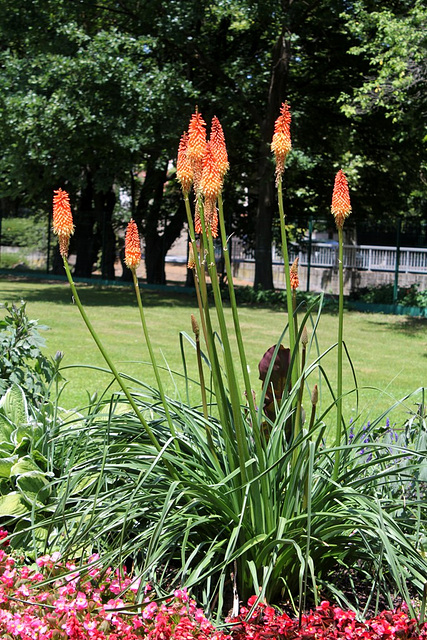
[350, 284, 427, 308]
[0, 384, 57, 547]
[0, 216, 47, 251]
[0, 301, 63, 402]
[226, 286, 338, 311]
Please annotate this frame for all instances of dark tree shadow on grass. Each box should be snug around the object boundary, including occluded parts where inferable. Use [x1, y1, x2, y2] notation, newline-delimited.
[0, 275, 197, 308]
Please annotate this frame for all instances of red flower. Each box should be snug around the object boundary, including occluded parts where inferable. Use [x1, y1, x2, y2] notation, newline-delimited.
[177, 132, 193, 196]
[187, 108, 207, 194]
[290, 256, 299, 290]
[271, 102, 292, 182]
[210, 116, 229, 178]
[331, 169, 351, 229]
[124, 219, 141, 270]
[53, 188, 74, 257]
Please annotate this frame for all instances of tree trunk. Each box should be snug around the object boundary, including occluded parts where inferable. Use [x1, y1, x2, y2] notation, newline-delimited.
[94, 188, 117, 280]
[254, 29, 291, 290]
[73, 174, 96, 278]
[135, 154, 187, 285]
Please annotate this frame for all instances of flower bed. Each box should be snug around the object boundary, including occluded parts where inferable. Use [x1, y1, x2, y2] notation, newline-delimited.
[0, 535, 425, 640]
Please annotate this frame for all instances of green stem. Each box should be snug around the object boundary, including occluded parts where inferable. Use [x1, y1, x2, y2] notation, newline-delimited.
[277, 178, 298, 388]
[333, 226, 344, 481]
[183, 195, 237, 468]
[205, 228, 250, 483]
[62, 258, 163, 455]
[218, 194, 258, 433]
[131, 268, 178, 445]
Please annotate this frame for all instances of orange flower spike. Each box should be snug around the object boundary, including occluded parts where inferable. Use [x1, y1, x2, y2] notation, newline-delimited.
[271, 101, 292, 182]
[331, 170, 351, 229]
[177, 132, 193, 196]
[200, 141, 222, 201]
[210, 116, 229, 179]
[290, 256, 299, 290]
[187, 242, 196, 269]
[187, 108, 207, 194]
[53, 188, 74, 257]
[124, 219, 141, 270]
[200, 142, 221, 238]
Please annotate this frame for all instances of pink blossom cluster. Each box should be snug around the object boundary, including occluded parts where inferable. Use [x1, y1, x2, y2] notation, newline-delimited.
[227, 596, 425, 640]
[0, 536, 222, 640]
[0, 528, 425, 640]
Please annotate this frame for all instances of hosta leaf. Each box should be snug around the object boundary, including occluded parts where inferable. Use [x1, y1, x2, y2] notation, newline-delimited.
[10, 456, 43, 477]
[0, 455, 18, 478]
[17, 471, 50, 506]
[0, 492, 28, 517]
[0, 384, 29, 428]
[0, 414, 13, 443]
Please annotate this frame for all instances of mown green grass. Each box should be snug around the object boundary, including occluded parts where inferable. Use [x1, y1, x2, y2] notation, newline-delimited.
[1, 277, 426, 426]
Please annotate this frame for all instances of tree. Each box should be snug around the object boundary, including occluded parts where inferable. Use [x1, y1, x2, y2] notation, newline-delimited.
[339, 0, 427, 241]
[0, 0, 192, 280]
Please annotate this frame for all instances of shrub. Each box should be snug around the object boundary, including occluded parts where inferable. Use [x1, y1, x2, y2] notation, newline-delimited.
[350, 284, 427, 308]
[0, 301, 63, 403]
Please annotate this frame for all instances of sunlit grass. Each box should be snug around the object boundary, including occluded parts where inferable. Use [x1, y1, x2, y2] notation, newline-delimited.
[1, 277, 425, 426]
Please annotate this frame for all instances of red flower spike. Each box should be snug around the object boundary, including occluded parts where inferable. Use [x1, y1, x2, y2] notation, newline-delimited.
[200, 141, 222, 201]
[331, 169, 351, 229]
[124, 219, 141, 270]
[187, 108, 207, 194]
[271, 101, 292, 182]
[204, 196, 219, 238]
[187, 242, 196, 269]
[290, 256, 299, 290]
[177, 132, 193, 195]
[210, 116, 229, 178]
[53, 188, 74, 257]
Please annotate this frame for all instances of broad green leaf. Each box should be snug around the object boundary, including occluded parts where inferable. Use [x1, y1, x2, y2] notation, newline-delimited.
[17, 471, 50, 506]
[0, 414, 13, 443]
[10, 456, 43, 477]
[0, 492, 28, 517]
[0, 455, 18, 478]
[0, 384, 29, 428]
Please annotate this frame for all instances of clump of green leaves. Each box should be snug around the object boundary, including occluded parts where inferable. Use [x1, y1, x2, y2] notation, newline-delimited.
[350, 284, 427, 308]
[0, 301, 63, 403]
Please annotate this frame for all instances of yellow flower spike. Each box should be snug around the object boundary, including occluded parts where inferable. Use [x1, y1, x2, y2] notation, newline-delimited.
[187, 108, 207, 195]
[177, 132, 193, 196]
[53, 188, 74, 257]
[331, 169, 351, 229]
[200, 141, 222, 239]
[124, 219, 141, 270]
[271, 101, 292, 183]
[210, 116, 229, 179]
[290, 256, 299, 290]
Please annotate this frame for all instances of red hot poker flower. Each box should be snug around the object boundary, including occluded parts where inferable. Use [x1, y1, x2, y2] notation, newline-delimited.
[187, 109, 207, 194]
[290, 257, 299, 290]
[53, 188, 74, 257]
[200, 142, 222, 238]
[177, 132, 193, 196]
[331, 169, 351, 229]
[271, 102, 292, 183]
[210, 116, 229, 179]
[125, 219, 141, 270]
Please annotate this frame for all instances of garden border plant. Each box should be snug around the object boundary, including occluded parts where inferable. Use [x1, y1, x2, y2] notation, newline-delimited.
[7, 103, 427, 623]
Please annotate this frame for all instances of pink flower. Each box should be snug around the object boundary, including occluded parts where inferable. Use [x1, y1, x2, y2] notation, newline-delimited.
[142, 601, 158, 620]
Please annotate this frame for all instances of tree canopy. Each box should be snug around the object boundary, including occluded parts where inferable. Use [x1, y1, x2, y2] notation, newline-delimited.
[0, 0, 425, 286]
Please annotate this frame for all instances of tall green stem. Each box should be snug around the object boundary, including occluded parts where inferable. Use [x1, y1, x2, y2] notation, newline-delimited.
[217, 194, 258, 431]
[333, 226, 344, 481]
[131, 268, 178, 445]
[277, 178, 297, 388]
[62, 258, 163, 455]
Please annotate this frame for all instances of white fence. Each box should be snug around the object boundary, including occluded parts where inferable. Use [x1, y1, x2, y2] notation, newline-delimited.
[230, 241, 427, 274]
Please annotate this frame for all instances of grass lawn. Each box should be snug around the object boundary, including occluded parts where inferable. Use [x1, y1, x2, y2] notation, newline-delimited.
[1, 276, 426, 428]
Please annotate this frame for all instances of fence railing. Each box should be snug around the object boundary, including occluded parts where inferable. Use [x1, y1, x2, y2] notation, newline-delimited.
[230, 241, 427, 274]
